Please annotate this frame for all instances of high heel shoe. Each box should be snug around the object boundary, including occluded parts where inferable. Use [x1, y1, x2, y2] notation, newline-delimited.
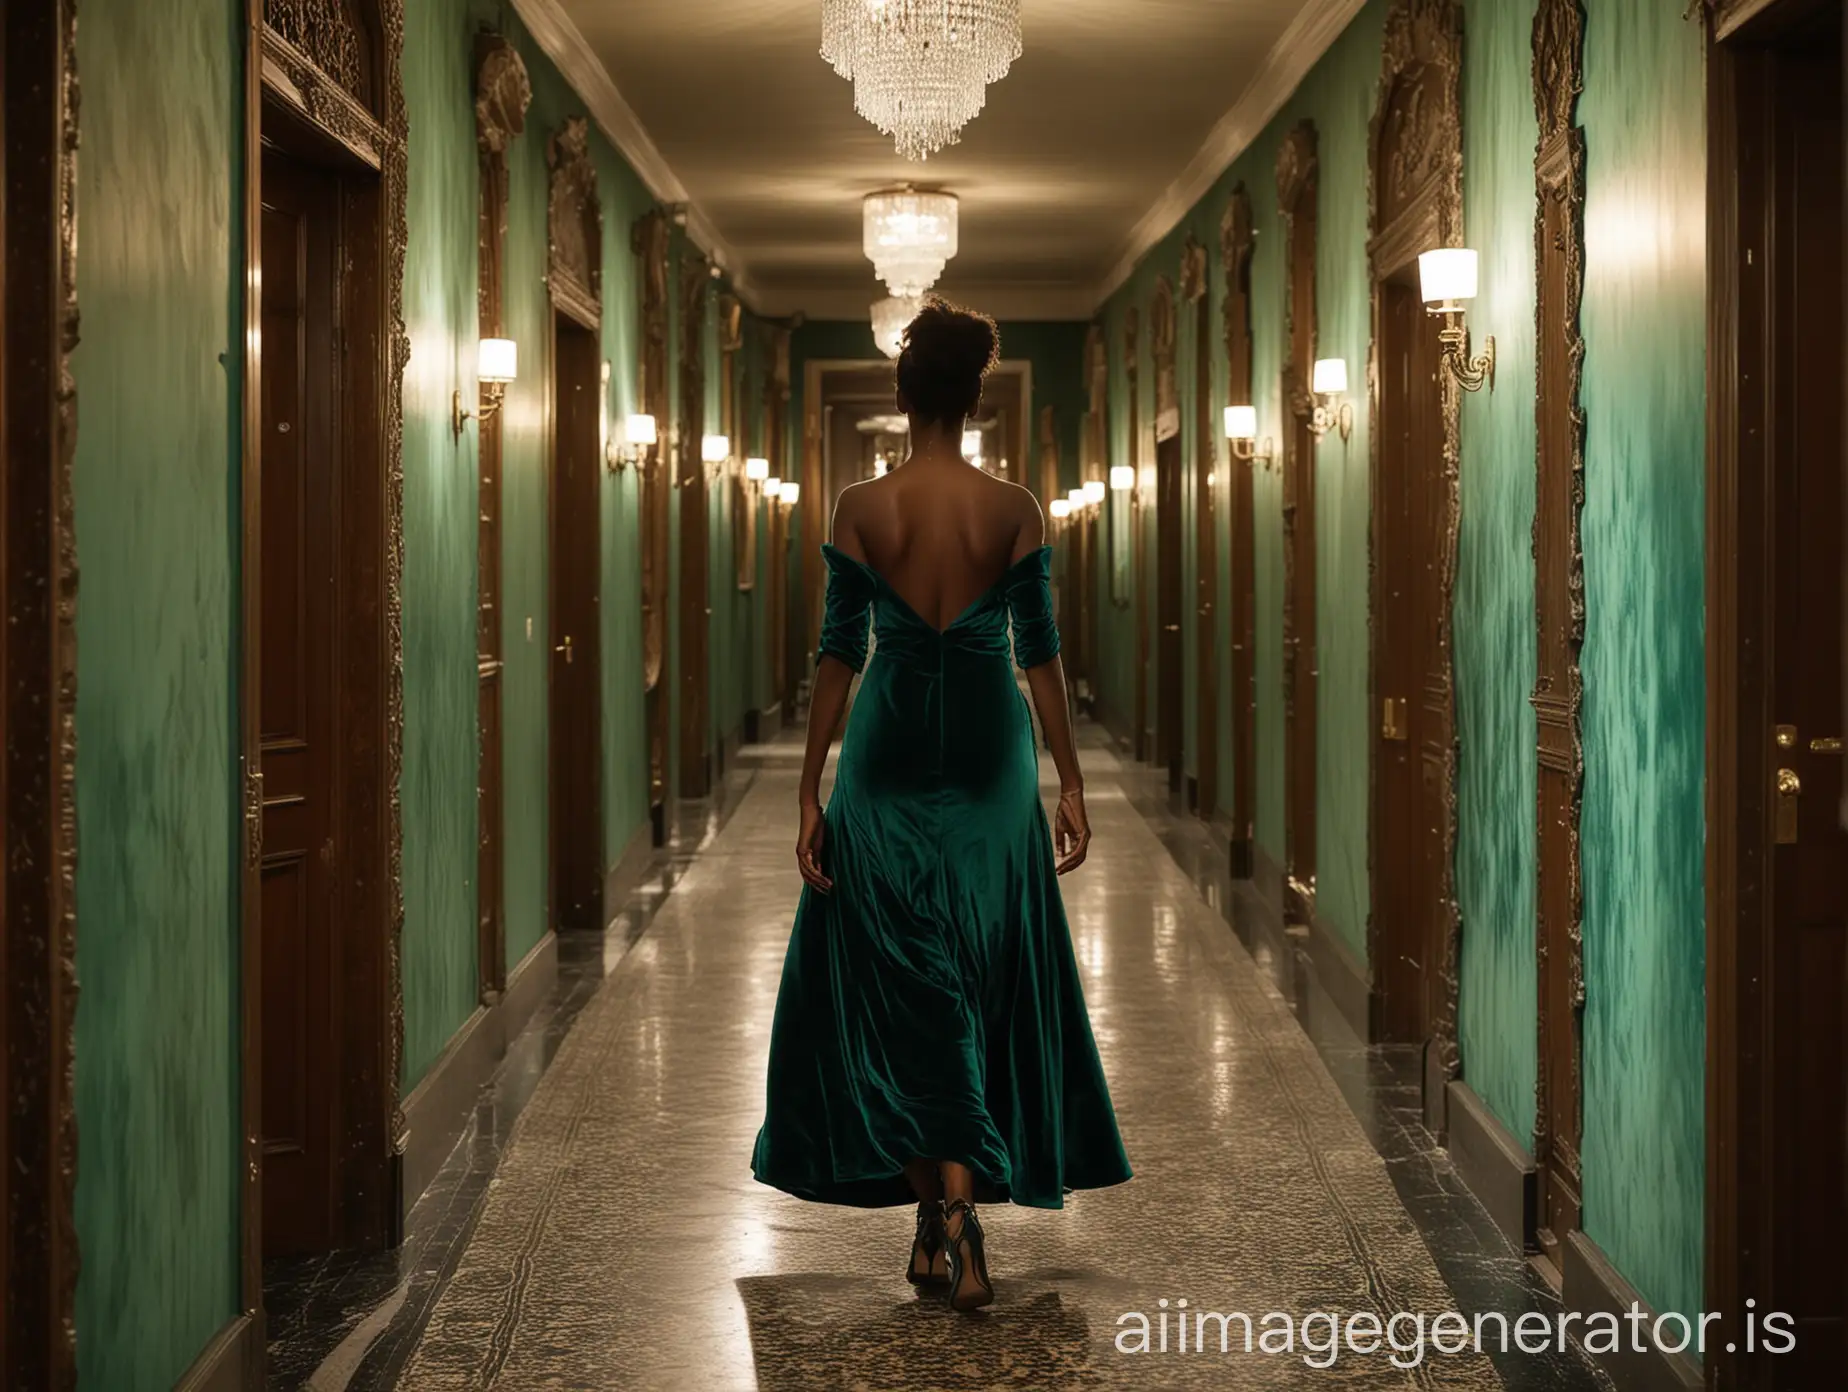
[942, 1199, 995, 1311]
[906, 1199, 949, 1286]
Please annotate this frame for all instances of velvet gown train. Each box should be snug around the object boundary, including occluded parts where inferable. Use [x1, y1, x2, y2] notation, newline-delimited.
[751, 544, 1132, 1208]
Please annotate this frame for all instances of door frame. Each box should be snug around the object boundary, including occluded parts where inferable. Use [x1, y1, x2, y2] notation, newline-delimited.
[242, 0, 409, 1277]
[1222, 184, 1259, 875]
[1183, 235, 1219, 818]
[1125, 309, 1147, 760]
[1530, 0, 1588, 1279]
[1364, 0, 1466, 1111]
[2, 0, 81, 1381]
[633, 209, 672, 842]
[1702, 0, 1845, 1381]
[1150, 275, 1184, 787]
[678, 246, 711, 798]
[1277, 119, 1320, 921]
[545, 116, 604, 930]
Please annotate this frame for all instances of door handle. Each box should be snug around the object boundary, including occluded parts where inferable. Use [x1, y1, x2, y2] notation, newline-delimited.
[1163, 623, 1181, 632]
[1382, 696, 1408, 741]
[1775, 766, 1800, 844]
[554, 635, 574, 665]
[1811, 736, 1843, 753]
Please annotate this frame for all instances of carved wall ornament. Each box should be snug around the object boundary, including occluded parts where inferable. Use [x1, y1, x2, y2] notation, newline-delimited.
[1276, 120, 1319, 222]
[1364, 0, 1465, 1085]
[475, 36, 530, 155]
[634, 209, 671, 707]
[548, 117, 602, 329]
[719, 292, 743, 354]
[1221, 183, 1255, 270]
[1278, 122, 1319, 424]
[1150, 276, 1178, 437]
[1179, 233, 1208, 304]
[266, 0, 379, 115]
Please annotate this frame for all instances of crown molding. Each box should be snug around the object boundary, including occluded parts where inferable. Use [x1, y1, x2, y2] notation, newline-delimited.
[1089, 0, 1366, 310]
[509, 0, 753, 304]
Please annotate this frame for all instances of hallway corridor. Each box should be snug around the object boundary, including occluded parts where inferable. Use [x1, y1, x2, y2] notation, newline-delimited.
[352, 736, 1575, 1391]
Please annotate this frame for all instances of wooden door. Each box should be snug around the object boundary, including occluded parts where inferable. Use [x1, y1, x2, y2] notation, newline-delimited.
[549, 314, 603, 933]
[1155, 433, 1185, 788]
[1280, 124, 1320, 912]
[1223, 188, 1258, 874]
[1372, 274, 1447, 1043]
[1763, 18, 1845, 1377]
[258, 149, 343, 1254]
[1193, 289, 1219, 818]
[1532, 0, 1586, 1278]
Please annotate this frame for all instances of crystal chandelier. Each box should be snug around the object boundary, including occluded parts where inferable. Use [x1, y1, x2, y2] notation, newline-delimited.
[821, 1, 1023, 160]
[870, 295, 922, 359]
[863, 188, 957, 298]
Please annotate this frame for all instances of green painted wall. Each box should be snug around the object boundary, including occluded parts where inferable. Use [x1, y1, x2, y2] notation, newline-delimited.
[71, 0, 242, 1385]
[1454, 0, 1540, 1149]
[1089, 0, 1707, 1324]
[1577, 0, 1707, 1324]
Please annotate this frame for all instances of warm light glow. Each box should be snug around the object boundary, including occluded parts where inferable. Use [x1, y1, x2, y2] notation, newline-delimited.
[478, 337, 518, 384]
[1049, 498, 1072, 519]
[1418, 247, 1479, 304]
[873, 458, 889, 477]
[870, 294, 921, 359]
[1083, 479, 1106, 505]
[1225, 404, 1258, 440]
[1139, 464, 1156, 492]
[781, 482, 801, 505]
[702, 434, 731, 464]
[1110, 465, 1135, 491]
[1066, 488, 1086, 509]
[960, 428, 982, 459]
[764, 476, 782, 498]
[863, 190, 959, 296]
[745, 457, 769, 481]
[1312, 358, 1348, 395]
[625, 413, 657, 446]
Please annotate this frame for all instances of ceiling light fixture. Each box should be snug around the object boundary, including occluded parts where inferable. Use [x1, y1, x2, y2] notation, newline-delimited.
[822, 2, 1022, 161]
[870, 294, 922, 359]
[863, 189, 957, 298]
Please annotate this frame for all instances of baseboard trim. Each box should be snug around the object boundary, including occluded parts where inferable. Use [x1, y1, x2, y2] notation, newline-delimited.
[174, 1312, 259, 1392]
[500, 929, 559, 1055]
[1446, 1080, 1535, 1251]
[1251, 840, 1285, 917]
[604, 819, 659, 925]
[1299, 903, 1372, 1045]
[398, 1000, 499, 1225]
[1562, 1229, 1704, 1390]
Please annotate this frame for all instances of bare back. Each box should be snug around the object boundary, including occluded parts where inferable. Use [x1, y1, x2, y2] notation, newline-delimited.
[833, 453, 1044, 631]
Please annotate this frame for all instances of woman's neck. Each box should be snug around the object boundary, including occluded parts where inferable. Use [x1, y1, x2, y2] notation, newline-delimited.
[901, 419, 965, 469]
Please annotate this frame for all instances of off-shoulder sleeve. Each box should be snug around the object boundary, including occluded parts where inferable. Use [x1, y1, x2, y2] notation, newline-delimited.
[818, 546, 876, 673]
[1005, 547, 1061, 670]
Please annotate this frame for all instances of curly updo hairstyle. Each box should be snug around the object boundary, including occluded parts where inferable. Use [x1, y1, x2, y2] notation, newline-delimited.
[896, 295, 1000, 427]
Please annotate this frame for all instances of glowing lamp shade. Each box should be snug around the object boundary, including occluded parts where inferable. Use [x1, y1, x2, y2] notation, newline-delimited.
[1048, 498, 1072, 520]
[1110, 464, 1135, 492]
[960, 429, 983, 459]
[1312, 358, 1349, 395]
[745, 457, 769, 481]
[1418, 247, 1478, 304]
[477, 337, 518, 384]
[624, 413, 657, 446]
[1224, 405, 1258, 441]
[1083, 479, 1106, 505]
[702, 434, 731, 463]
[780, 482, 801, 505]
[763, 476, 781, 498]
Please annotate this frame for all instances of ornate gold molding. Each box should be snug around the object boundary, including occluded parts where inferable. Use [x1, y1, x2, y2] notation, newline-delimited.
[1150, 276, 1178, 439]
[475, 35, 530, 157]
[548, 116, 602, 330]
[633, 207, 671, 818]
[1179, 232, 1208, 304]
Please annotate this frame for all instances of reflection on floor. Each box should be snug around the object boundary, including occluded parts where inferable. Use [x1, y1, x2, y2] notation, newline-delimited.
[271, 726, 1612, 1391]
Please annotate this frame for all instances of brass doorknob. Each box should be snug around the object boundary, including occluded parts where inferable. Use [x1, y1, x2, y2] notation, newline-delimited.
[1776, 767, 1800, 796]
[554, 635, 574, 665]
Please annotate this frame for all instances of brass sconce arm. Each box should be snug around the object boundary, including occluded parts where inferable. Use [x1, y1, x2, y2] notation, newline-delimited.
[1230, 435, 1276, 466]
[1294, 388, 1353, 444]
[452, 382, 508, 438]
[1436, 314, 1495, 393]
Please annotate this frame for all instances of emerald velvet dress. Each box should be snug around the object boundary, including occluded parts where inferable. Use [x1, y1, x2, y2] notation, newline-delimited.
[750, 544, 1132, 1209]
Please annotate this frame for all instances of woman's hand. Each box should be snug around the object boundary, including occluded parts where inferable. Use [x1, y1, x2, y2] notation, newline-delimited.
[797, 800, 833, 892]
[1053, 788, 1090, 874]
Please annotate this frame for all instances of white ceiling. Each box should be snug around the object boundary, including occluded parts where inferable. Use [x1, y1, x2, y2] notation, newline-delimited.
[516, 0, 1361, 319]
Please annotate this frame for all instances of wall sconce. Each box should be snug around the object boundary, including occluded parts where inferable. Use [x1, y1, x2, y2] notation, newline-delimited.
[454, 336, 518, 437]
[764, 476, 782, 499]
[1049, 498, 1072, 520]
[701, 433, 731, 482]
[1305, 358, 1354, 443]
[745, 457, 769, 483]
[1109, 465, 1135, 492]
[1223, 404, 1275, 466]
[780, 481, 801, 507]
[608, 413, 657, 471]
[1419, 248, 1495, 392]
[1082, 479, 1106, 507]
[1066, 487, 1087, 516]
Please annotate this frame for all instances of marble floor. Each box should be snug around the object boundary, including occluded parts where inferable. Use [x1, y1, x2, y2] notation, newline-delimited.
[272, 728, 1614, 1391]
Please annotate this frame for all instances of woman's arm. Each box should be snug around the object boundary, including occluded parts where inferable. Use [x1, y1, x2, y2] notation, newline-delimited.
[1012, 491, 1090, 873]
[795, 655, 853, 893]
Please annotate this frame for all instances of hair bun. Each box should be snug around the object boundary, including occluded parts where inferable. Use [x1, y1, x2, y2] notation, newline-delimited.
[896, 295, 1000, 426]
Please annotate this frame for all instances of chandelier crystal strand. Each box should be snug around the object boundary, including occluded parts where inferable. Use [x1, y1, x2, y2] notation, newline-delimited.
[825, 0, 1022, 161]
[870, 295, 922, 359]
[862, 188, 958, 298]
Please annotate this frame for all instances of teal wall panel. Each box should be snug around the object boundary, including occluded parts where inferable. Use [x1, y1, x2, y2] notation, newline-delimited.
[399, 0, 485, 1089]
[1454, 0, 1540, 1145]
[1577, 0, 1707, 1323]
[71, 0, 242, 1383]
